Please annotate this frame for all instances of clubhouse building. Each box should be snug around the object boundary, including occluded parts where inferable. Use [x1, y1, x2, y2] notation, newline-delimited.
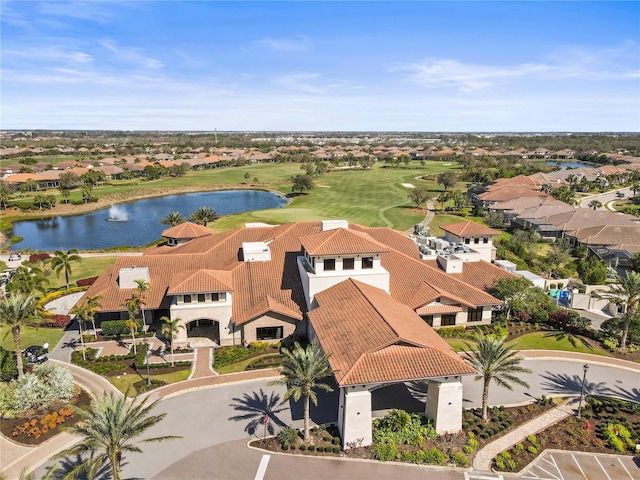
[83, 219, 511, 446]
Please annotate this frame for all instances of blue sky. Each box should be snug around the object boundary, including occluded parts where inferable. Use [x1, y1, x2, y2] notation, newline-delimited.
[2, 1, 639, 131]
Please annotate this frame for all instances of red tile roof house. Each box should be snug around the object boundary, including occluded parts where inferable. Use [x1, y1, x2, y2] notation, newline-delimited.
[82, 219, 511, 446]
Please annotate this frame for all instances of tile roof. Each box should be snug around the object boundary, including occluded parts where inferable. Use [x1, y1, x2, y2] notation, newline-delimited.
[440, 221, 500, 237]
[168, 269, 233, 295]
[309, 279, 476, 386]
[415, 305, 463, 315]
[161, 221, 212, 239]
[299, 228, 389, 256]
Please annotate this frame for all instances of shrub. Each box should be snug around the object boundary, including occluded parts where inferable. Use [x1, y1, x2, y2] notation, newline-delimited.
[450, 451, 469, 467]
[372, 437, 397, 462]
[276, 427, 299, 448]
[308, 445, 315, 452]
[316, 446, 324, 452]
[527, 445, 538, 454]
[0, 347, 18, 381]
[281, 444, 289, 451]
[333, 446, 340, 453]
[101, 320, 131, 337]
[39, 314, 71, 328]
[422, 447, 447, 465]
[29, 253, 50, 263]
[76, 276, 98, 287]
[299, 445, 306, 451]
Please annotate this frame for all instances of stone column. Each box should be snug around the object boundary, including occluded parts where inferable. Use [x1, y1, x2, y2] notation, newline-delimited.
[339, 387, 373, 449]
[425, 377, 463, 434]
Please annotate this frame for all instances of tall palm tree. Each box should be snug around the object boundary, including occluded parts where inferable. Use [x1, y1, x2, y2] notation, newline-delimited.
[600, 271, 640, 350]
[57, 391, 180, 480]
[160, 211, 186, 227]
[462, 334, 532, 421]
[71, 295, 102, 340]
[6, 265, 49, 297]
[268, 340, 334, 442]
[123, 298, 140, 354]
[160, 316, 184, 366]
[51, 249, 82, 290]
[189, 206, 218, 226]
[133, 279, 151, 329]
[0, 293, 36, 379]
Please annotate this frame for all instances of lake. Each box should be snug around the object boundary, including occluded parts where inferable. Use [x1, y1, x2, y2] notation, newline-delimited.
[543, 161, 597, 169]
[9, 190, 287, 251]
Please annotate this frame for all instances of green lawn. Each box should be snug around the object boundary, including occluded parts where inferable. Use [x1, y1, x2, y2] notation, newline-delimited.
[215, 352, 279, 374]
[0, 325, 66, 351]
[445, 331, 610, 356]
[44, 256, 119, 290]
[109, 368, 191, 396]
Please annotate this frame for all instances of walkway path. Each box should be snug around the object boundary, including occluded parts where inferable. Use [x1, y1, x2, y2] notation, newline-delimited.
[473, 399, 574, 471]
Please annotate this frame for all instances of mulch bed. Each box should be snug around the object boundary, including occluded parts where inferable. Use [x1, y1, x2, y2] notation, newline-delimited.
[494, 397, 640, 472]
[1, 387, 92, 446]
[252, 401, 555, 462]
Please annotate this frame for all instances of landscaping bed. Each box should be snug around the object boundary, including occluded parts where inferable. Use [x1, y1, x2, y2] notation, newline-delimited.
[493, 396, 640, 472]
[213, 343, 280, 370]
[1, 387, 92, 445]
[253, 401, 555, 466]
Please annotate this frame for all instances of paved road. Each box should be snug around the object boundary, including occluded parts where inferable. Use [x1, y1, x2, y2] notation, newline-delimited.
[578, 187, 632, 210]
[28, 356, 638, 480]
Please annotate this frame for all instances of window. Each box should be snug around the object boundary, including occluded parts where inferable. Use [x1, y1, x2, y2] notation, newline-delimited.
[464, 238, 470, 245]
[483, 237, 489, 244]
[324, 258, 336, 271]
[343, 258, 355, 270]
[441, 314, 456, 326]
[421, 315, 434, 326]
[183, 295, 192, 304]
[474, 238, 479, 244]
[256, 326, 283, 340]
[467, 307, 483, 323]
[211, 292, 226, 302]
[197, 294, 206, 303]
[362, 257, 374, 269]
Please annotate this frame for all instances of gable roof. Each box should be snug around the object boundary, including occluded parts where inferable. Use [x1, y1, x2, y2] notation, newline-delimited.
[168, 269, 233, 295]
[309, 279, 476, 386]
[440, 221, 500, 237]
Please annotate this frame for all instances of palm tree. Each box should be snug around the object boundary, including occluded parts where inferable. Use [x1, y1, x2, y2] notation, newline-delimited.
[160, 211, 186, 227]
[599, 271, 640, 350]
[51, 249, 82, 290]
[189, 206, 218, 226]
[133, 279, 151, 329]
[6, 265, 49, 297]
[71, 296, 102, 340]
[462, 334, 532, 421]
[0, 293, 36, 379]
[160, 316, 184, 366]
[57, 391, 180, 480]
[268, 340, 334, 443]
[123, 298, 140, 354]
[588, 200, 603, 210]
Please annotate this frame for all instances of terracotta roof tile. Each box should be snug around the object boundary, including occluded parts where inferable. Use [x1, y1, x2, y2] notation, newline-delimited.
[415, 305, 463, 315]
[300, 228, 389, 256]
[440, 221, 501, 237]
[168, 270, 233, 295]
[162, 222, 212, 239]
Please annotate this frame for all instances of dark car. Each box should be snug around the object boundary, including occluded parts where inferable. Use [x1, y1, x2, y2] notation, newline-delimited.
[24, 345, 48, 364]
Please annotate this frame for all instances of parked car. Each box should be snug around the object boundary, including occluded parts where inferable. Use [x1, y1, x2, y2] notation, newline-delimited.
[8, 253, 21, 261]
[24, 345, 48, 364]
[616, 191, 625, 198]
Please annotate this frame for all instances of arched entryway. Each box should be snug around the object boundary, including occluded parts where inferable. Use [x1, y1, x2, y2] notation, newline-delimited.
[186, 319, 220, 345]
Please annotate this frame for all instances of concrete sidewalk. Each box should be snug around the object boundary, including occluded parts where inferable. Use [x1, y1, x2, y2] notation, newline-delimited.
[472, 399, 574, 471]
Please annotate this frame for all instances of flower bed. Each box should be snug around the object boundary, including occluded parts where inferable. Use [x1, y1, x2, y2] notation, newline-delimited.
[1, 388, 92, 445]
[493, 396, 640, 472]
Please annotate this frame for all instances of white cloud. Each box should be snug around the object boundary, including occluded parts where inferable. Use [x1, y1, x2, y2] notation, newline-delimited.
[100, 40, 164, 69]
[274, 72, 348, 94]
[3, 45, 93, 64]
[256, 36, 308, 52]
[394, 43, 640, 91]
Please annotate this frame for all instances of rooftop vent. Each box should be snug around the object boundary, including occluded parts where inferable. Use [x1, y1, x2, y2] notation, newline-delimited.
[242, 241, 271, 262]
[321, 220, 349, 231]
[119, 266, 150, 289]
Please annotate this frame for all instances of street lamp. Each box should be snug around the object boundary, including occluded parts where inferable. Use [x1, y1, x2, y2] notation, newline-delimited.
[577, 363, 589, 418]
[143, 338, 151, 386]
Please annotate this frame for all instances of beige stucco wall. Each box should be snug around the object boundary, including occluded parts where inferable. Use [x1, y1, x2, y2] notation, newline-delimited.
[240, 312, 298, 344]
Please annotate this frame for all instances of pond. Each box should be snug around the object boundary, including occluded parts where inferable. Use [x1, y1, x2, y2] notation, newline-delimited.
[9, 190, 287, 251]
[543, 161, 597, 169]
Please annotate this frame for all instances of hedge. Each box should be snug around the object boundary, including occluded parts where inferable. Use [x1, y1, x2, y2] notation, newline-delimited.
[101, 320, 134, 337]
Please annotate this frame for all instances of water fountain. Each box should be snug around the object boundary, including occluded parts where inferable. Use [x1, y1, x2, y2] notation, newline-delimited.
[106, 205, 128, 222]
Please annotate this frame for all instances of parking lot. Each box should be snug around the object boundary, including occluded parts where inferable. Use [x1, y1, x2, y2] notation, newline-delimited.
[521, 450, 639, 480]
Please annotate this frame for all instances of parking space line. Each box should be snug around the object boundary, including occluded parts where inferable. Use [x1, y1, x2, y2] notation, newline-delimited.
[254, 454, 270, 480]
[531, 462, 561, 480]
[594, 456, 612, 480]
[571, 454, 589, 480]
[617, 457, 635, 480]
